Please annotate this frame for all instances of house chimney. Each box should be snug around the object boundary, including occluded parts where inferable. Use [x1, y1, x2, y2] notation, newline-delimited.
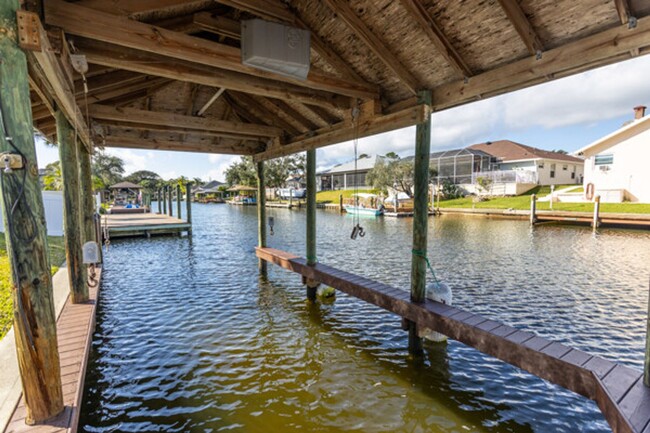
[634, 105, 646, 120]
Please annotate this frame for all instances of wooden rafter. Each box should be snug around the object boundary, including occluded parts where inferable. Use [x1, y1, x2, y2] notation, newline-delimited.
[197, 88, 226, 117]
[71, 0, 204, 19]
[214, 0, 365, 82]
[265, 99, 320, 131]
[88, 104, 283, 137]
[496, 0, 544, 55]
[398, 0, 472, 77]
[615, 0, 633, 24]
[192, 12, 240, 39]
[322, 0, 420, 95]
[102, 134, 263, 155]
[73, 38, 352, 110]
[20, 10, 92, 149]
[228, 92, 300, 136]
[44, 0, 378, 100]
[253, 104, 431, 161]
[432, 14, 650, 111]
[97, 120, 268, 142]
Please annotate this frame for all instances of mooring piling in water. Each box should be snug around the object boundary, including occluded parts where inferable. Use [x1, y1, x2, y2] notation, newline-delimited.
[530, 194, 537, 225]
[168, 185, 173, 217]
[305, 149, 319, 300]
[176, 184, 182, 220]
[408, 90, 432, 356]
[257, 161, 267, 275]
[593, 195, 601, 230]
[186, 182, 192, 234]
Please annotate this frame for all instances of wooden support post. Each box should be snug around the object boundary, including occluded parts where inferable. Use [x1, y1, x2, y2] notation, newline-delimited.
[593, 195, 601, 230]
[645, 278, 650, 387]
[306, 149, 319, 300]
[156, 189, 161, 214]
[530, 194, 537, 225]
[256, 161, 267, 274]
[409, 90, 432, 356]
[339, 193, 343, 213]
[176, 184, 182, 219]
[185, 182, 192, 233]
[56, 110, 88, 303]
[168, 185, 173, 217]
[162, 187, 167, 214]
[0, 4, 64, 421]
[77, 139, 95, 244]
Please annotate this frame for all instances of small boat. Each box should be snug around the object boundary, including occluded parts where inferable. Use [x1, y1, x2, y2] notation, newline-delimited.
[344, 193, 385, 216]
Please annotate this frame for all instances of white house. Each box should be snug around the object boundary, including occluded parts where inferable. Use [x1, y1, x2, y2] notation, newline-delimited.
[470, 140, 584, 186]
[574, 106, 650, 203]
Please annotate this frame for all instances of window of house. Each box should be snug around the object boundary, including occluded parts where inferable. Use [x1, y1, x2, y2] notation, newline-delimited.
[538, 162, 544, 169]
[550, 163, 556, 178]
[595, 154, 614, 165]
[562, 165, 568, 170]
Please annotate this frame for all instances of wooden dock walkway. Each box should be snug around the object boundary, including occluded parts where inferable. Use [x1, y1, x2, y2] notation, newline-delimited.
[104, 213, 191, 238]
[257, 247, 650, 433]
[4, 268, 102, 433]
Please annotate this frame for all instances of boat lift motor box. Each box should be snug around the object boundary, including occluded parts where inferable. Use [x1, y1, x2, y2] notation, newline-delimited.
[241, 19, 310, 80]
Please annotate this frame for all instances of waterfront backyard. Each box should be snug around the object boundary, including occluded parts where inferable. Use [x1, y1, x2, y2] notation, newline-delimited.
[78, 204, 650, 433]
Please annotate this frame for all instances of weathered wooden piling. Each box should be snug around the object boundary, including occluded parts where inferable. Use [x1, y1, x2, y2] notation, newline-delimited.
[162, 186, 167, 214]
[185, 182, 192, 231]
[530, 194, 537, 225]
[339, 193, 343, 213]
[257, 161, 267, 274]
[176, 184, 182, 219]
[56, 111, 88, 304]
[78, 140, 96, 244]
[168, 185, 173, 217]
[409, 91, 432, 355]
[156, 189, 161, 214]
[0, 2, 64, 421]
[306, 149, 318, 300]
[593, 195, 601, 230]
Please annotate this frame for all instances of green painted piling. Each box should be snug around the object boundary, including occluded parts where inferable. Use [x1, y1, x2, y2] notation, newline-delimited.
[186, 182, 192, 234]
[306, 149, 318, 300]
[0, 4, 64, 421]
[408, 90, 432, 356]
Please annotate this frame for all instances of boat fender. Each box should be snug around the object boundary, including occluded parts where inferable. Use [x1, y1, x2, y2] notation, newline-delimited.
[420, 281, 452, 343]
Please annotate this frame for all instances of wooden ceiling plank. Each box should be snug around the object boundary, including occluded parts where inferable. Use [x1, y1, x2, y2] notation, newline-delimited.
[102, 135, 262, 155]
[229, 92, 300, 136]
[73, 0, 202, 19]
[253, 104, 431, 161]
[193, 12, 241, 39]
[322, 0, 420, 95]
[88, 104, 282, 137]
[398, 0, 472, 77]
[44, 0, 379, 100]
[268, 100, 320, 131]
[433, 15, 650, 111]
[20, 10, 92, 149]
[197, 87, 226, 116]
[496, 0, 544, 55]
[98, 120, 266, 141]
[74, 39, 351, 110]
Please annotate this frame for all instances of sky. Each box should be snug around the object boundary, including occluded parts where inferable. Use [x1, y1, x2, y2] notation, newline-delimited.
[35, 55, 650, 180]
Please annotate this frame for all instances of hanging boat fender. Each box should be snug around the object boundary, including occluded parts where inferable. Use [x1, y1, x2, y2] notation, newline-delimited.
[586, 182, 595, 201]
[420, 281, 452, 343]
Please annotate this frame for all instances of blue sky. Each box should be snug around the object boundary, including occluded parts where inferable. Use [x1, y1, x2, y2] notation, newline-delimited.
[35, 55, 650, 181]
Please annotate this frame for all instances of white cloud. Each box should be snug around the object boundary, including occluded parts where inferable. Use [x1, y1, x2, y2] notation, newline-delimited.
[105, 148, 151, 174]
[204, 155, 239, 182]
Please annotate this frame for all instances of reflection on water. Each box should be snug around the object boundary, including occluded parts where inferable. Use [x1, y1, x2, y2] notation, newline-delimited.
[80, 205, 650, 432]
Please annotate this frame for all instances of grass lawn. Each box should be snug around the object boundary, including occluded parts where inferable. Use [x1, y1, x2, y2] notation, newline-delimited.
[316, 189, 378, 203]
[438, 185, 650, 214]
[0, 236, 66, 340]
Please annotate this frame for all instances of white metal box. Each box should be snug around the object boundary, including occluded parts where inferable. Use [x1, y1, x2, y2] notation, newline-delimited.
[241, 19, 310, 80]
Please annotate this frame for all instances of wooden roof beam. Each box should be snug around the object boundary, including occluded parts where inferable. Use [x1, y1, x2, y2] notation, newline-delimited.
[192, 12, 240, 39]
[496, 0, 544, 56]
[322, 0, 421, 95]
[73, 39, 352, 110]
[214, 0, 365, 83]
[88, 104, 283, 138]
[44, 0, 378, 100]
[97, 120, 269, 142]
[398, 0, 472, 78]
[19, 10, 92, 149]
[432, 15, 650, 111]
[102, 135, 263, 155]
[197, 88, 226, 117]
[253, 104, 431, 161]
[228, 92, 301, 136]
[614, 0, 635, 25]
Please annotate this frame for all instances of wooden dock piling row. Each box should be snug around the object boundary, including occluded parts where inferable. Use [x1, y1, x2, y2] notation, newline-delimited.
[256, 247, 650, 433]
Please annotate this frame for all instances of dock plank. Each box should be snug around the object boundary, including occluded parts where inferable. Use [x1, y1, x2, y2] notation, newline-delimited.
[257, 247, 650, 433]
[103, 214, 190, 238]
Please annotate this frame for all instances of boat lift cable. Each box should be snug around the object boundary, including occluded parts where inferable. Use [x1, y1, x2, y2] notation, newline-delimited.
[350, 102, 364, 240]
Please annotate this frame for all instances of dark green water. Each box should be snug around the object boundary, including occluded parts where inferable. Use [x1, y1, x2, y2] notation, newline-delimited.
[79, 204, 650, 432]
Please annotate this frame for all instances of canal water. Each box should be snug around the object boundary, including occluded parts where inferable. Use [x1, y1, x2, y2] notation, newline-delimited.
[80, 204, 650, 433]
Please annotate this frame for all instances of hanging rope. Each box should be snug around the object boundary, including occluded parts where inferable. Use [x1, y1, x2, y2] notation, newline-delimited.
[350, 102, 364, 240]
[411, 249, 440, 284]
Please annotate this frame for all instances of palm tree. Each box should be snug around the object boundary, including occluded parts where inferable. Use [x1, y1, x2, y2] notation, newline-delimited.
[42, 161, 63, 191]
[92, 150, 125, 192]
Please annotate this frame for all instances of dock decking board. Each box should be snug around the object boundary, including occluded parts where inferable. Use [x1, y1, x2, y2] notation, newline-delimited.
[103, 214, 190, 238]
[256, 247, 650, 433]
[4, 269, 102, 433]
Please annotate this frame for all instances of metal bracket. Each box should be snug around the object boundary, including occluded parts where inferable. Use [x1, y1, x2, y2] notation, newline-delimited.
[16, 10, 41, 52]
[1, 153, 24, 173]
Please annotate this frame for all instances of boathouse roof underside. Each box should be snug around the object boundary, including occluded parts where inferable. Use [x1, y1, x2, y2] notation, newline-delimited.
[26, 0, 650, 161]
